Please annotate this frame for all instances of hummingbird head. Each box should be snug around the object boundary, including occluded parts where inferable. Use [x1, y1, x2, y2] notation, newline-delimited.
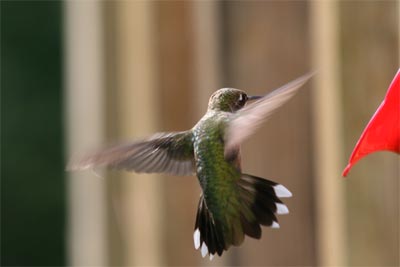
[207, 88, 262, 112]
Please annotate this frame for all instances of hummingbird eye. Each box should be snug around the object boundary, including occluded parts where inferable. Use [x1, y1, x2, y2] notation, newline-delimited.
[237, 93, 247, 106]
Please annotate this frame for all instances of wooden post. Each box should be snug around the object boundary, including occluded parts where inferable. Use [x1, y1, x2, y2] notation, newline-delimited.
[221, 2, 315, 265]
[339, 2, 399, 265]
[112, 1, 164, 265]
[64, 1, 108, 265]
[310, 1, 346, 266]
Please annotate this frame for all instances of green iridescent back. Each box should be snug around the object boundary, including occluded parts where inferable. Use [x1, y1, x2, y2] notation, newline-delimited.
[193, 110, 244, 245]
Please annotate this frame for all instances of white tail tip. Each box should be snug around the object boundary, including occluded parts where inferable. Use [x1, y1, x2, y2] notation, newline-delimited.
[201, 242, 208, 257]
[276, 203, 289, 214]
[193, 229, 200, 250]
[271, 221, 280, 228]
[274, 184, 292, 198]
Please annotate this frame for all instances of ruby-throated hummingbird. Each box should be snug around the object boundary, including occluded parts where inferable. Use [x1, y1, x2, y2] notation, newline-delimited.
[69, 73, 313, 260]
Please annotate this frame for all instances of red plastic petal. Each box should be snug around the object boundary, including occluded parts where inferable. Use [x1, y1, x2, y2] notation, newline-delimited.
[343, 69, 400, 177]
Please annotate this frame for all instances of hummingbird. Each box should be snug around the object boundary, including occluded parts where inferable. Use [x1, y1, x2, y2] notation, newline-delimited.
[69, 73, 313, 260]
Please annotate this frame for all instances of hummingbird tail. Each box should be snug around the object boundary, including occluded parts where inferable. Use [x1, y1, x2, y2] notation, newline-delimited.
[237, 174, 292, 231]
[193, 195, 225, 259]
[193, 174, 292, 259]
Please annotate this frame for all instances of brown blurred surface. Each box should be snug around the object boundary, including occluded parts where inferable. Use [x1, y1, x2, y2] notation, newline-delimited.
[221, 2, 315, 266]
[65, 1, 399, 266]
[340, 2, 399, 266]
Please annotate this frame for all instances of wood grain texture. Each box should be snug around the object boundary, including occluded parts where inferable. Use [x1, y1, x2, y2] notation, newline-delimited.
[340, 2, 399, 266]
[221, 1, 316, 265]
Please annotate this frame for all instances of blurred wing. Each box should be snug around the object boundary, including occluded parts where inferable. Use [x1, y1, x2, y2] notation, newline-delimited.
[225, 73, 314, 156]
[68, 131, 195, 176]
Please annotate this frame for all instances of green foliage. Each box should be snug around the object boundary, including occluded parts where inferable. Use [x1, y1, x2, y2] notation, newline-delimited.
[1, 1, 65, 266]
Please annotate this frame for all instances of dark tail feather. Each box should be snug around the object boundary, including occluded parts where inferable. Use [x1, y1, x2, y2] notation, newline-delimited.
[238, 174, 292, 231]
[193, 174, 292, 260]
[194, 195, 225, 259]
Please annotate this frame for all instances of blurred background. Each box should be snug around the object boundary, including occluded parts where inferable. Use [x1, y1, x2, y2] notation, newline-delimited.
[1, 1, 399, 266]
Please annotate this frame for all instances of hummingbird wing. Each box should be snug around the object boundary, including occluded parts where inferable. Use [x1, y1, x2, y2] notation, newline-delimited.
[68, 131, 195, 176]
[224, 73, 314, 156]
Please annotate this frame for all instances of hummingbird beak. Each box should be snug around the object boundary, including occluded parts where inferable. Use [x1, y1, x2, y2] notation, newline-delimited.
[247, 95, 263, 101]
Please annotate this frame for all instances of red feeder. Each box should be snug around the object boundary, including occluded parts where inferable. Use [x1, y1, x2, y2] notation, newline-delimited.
[343, 69, 400, 177]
